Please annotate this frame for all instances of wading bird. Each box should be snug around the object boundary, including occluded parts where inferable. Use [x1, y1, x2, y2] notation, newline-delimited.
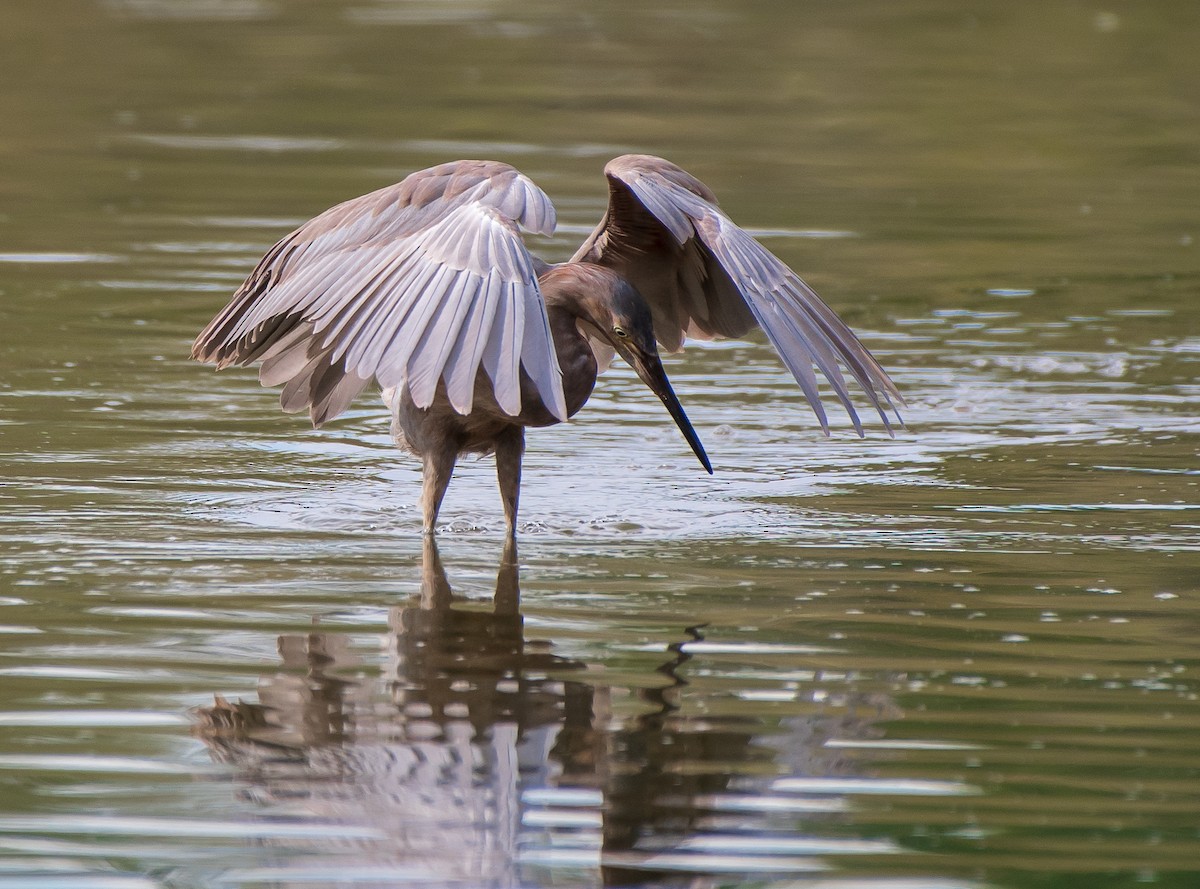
[193, 155, 902, 534]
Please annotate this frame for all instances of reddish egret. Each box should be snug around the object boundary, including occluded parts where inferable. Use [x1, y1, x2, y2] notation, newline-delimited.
[193, 155, 902, 534]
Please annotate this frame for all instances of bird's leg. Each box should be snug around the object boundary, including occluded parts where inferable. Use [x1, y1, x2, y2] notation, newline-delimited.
[419, 534, 453, 608]
[493, 535, 519, 615]
[494, 426, 525, 536]
[420, 446, 458, 535]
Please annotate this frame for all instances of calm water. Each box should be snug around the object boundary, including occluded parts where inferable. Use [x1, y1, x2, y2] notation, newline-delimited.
[2, 2, 1198, 888]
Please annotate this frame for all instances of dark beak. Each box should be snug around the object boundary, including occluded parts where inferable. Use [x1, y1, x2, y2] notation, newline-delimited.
[618, 344, 713, 475]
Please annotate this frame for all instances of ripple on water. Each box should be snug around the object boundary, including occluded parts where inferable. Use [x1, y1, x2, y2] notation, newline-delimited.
[2, 15, 1198, 886]
[0, 252, 123, 264]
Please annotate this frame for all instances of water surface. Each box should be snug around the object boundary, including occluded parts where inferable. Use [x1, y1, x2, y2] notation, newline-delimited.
[1, 2, 1198, 888]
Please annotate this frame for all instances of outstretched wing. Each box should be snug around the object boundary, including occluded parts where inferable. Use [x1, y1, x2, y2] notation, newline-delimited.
[572, 154, 902, 436]
[192, 160, 566, 426]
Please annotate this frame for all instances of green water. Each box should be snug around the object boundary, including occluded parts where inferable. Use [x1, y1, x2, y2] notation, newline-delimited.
[1, 2, 1198, 887]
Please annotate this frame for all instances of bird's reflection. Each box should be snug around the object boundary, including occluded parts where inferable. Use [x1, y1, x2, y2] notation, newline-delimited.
[193, 541, 900, 888]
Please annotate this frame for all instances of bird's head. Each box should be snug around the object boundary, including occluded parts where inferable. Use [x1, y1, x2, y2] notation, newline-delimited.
[545, 263, 712, 475]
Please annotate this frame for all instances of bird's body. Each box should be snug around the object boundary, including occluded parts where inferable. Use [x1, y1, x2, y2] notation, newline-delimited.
[193, 155, 902, 534]
[384, 262, 673, 529]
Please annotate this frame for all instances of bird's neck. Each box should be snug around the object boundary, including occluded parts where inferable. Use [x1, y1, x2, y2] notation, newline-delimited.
[540, 304, 599, 420]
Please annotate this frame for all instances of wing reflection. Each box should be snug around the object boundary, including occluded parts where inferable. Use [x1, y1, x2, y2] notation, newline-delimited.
[193, 541, 903, 888]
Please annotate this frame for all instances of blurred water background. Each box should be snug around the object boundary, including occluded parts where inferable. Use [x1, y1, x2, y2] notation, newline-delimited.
[1, 2, 1198, 887]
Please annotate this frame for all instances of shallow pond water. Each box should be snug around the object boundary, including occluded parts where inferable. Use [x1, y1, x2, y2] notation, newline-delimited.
[1, 2, 1198, 888]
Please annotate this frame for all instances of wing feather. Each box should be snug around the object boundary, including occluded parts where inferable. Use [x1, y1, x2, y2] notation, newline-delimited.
[443, 271, 502, 414]
[351, 254, 444, 378]
[574, 154, 902, 435]
[481, 280, 522, 416]
[519, 272, 568, 421]
[321, 249, 423, 362]
[192, 160, 566, 426]
[405, 269, 478, 408]
[378, 264, 455, 389]
[258, 325, 319, 387]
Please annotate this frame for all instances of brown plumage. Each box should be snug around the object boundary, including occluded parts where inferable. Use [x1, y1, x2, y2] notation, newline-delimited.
[193, 155, 903, 534]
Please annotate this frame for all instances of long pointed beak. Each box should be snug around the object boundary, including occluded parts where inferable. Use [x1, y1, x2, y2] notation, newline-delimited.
[619, 344, 713, 475]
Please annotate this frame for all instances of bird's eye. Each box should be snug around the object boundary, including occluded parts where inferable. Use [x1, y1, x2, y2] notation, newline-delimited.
[612, 326, 629, 339]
